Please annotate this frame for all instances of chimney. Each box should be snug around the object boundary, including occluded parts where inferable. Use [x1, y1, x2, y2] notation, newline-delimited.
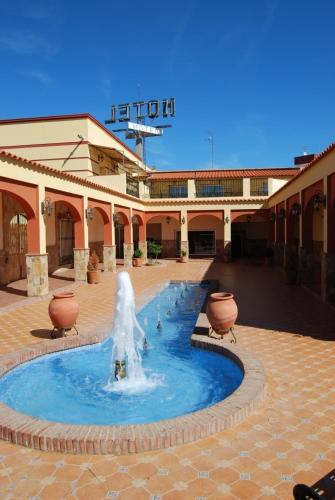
[294, 153, 317, 169]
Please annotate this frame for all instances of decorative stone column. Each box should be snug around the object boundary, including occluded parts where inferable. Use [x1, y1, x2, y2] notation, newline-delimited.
[73, 248, 89, 282]
[26, 253, 48, 297]
[103, 245, 116, 272]
[138, 240, 147, 263]
[180, 240, 189, 256]
[123, 243, 134, 268]
[322, 252, 335, 303]
[223, 241, 232, 261]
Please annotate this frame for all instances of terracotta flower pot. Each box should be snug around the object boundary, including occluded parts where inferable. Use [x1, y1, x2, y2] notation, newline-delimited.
[48, 292, 79, 329]
[133, 257, 143, 267]
[87, 270, 101, 284]
[206, 292, 238, 334]
[180, 256, 188, 263]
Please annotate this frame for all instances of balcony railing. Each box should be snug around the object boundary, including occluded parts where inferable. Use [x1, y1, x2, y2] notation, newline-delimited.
[126, 176, 139, 197]
[148, 181, 188, 199]
[195, 179, 243, 197]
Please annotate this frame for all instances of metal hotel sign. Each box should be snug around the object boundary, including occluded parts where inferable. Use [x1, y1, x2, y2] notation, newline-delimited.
[105, 98, 175, 124]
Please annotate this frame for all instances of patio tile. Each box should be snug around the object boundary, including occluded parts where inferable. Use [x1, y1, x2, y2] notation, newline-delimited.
[0, 260, 334, 499]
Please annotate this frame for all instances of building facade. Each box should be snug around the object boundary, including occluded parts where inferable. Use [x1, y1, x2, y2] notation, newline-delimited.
[0, 114, 333, 304]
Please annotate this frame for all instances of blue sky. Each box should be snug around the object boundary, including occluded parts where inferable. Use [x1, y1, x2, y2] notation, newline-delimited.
[0, 0, 334, 170]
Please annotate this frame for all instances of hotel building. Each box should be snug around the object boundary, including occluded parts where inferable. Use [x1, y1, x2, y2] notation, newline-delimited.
[0, 114, 333, 303]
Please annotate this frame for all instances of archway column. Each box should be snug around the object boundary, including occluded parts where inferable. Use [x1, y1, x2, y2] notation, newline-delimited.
[224, 208, 231, 261]
[180, 208, 188, 256]
[133, 210, 147, 263]
[26, 183, 49, 296]
[103, 202, 116, 272]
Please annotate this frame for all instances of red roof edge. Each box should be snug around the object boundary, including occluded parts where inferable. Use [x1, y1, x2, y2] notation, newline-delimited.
[0, 113, 142, 162]
[268, 140, 335, 200]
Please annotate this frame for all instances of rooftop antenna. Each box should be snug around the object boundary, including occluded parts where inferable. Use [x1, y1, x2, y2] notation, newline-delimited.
[208, 131, 214, 169]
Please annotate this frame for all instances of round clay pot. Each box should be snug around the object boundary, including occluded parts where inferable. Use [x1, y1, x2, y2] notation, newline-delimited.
[206, 292, 238, 334]
[48, 292, 79, 329]
[87, 270, 101, 284]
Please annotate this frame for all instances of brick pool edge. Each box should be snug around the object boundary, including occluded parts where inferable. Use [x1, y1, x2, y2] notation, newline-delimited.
[0, 282, 266, 455]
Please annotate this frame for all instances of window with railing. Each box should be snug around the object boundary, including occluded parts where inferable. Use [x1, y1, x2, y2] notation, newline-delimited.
[148, 180, 188, 198]
[250, 178, 268, 196]
[126, 176, 139, 197]
[195, 179, 243, 197]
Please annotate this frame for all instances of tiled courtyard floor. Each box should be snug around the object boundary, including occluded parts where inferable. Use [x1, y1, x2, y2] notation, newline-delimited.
[0, 259, 334, 499]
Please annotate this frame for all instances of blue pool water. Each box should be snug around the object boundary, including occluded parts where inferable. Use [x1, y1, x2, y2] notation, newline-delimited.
[0, 283, 243, 425]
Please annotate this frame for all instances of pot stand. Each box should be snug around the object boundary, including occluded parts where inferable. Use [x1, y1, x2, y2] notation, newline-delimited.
[208, 326, 237, 343]
[50, 325, 79, 339]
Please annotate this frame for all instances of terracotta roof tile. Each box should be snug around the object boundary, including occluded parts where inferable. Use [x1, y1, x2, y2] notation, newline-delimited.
[149, 168, 299, 181]
[0, 149, 138, 202]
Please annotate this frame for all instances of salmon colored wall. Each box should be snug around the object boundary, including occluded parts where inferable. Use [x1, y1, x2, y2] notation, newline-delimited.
[114, 205, 131, 244]
[302, 180, 323, 247]
[328, 173, 335, 252]
[88, 198, 112, 244]
[45, 210, 56, 246]
[188, 211, 223, 223]
[132, 210, 146, 240]
[275, 201, 285, 243]
[0, 177, 40, 252]
[286, 193, 300, 244]
[45, 189, 84, 248]
[88, 210, 104, 242]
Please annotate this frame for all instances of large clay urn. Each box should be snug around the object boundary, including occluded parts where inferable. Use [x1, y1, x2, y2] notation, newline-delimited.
[206, 292, 238, 334]
[48, 292, 79, 329]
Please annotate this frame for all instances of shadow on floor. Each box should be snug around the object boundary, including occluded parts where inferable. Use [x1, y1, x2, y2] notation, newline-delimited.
[293, 468, 335, 499]
[30, 329, 52, 339]
[202, 259, 335, 341]
[0, 285, 27, 297]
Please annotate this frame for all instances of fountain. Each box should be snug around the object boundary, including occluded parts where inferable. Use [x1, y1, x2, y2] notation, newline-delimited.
[104, 272, 149, 391]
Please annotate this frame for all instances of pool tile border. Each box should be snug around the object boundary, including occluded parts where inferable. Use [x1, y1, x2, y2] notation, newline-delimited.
[0, 280, 266, 455]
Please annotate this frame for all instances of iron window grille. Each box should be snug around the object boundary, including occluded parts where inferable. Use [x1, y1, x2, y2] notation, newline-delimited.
[195, 179, 243, 197]
[126, 176, 139, 197]
[148, 180, 188, 199]
[250, 178, 269, 196]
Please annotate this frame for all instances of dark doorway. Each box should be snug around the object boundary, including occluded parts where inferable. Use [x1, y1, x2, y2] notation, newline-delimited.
[115, 224, 124, 258]
[188, 231, 215, 256]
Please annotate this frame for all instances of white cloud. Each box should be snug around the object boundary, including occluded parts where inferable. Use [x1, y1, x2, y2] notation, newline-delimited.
[0, 29, 59, 57]
[19, 69, 54, 85]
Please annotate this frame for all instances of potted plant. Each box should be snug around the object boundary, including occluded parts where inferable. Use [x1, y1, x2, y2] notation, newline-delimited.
[180, 250, 188, 263]
[147, 241, 162, 265]
[87, 250, 101, 284]
[133, 248, 143, 267]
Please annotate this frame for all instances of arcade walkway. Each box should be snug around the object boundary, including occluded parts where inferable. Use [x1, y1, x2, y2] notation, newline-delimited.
[0, 260, 334, 499]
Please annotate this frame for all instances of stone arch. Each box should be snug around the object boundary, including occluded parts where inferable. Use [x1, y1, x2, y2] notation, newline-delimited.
[0, 178, 39, 253]
[45, 190, 84, 248]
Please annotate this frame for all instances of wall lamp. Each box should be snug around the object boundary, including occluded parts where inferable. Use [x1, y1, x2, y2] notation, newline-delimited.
[291, 203, 301, 216]
[277, 208, 286, 219]
[181, 216, 186, 225]
[224, 216, 230, 224]
[41, 199, 54, 216]
[313, 193, 327, 211]
[166, 216, 171, 224]
[113, 212, 122, 224]
[131, 215, 139, 224]
[269, 212, 276, 222]
[85, 207, 94, 220]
